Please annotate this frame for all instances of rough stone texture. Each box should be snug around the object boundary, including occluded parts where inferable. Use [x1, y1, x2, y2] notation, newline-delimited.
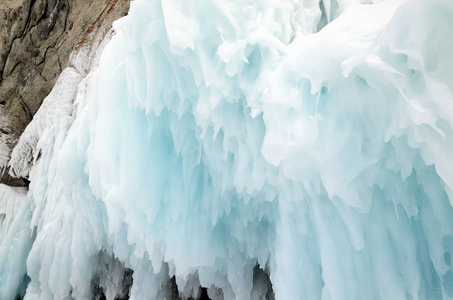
[0, 0, 130, 186]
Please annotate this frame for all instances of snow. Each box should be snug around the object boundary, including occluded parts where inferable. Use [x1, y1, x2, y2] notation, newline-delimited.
[1, 0, 453, 299]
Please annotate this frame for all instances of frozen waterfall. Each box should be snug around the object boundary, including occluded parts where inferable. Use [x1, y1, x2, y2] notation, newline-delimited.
[1, 0, 453, 299]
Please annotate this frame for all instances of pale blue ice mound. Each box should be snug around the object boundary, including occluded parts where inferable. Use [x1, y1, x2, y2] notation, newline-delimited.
[2, 0, 453, 299]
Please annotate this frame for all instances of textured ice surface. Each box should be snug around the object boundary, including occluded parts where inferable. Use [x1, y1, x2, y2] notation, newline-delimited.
[0, 184, 32, 300]
[2, 0, 453, 299]
[8, 68, 82, 179]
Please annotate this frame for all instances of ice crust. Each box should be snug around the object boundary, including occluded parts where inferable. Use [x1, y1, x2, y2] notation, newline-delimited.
[2, 0, 453, 299]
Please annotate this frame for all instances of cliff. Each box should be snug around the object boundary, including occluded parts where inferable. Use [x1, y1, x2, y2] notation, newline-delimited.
[0, 0, 130, 186]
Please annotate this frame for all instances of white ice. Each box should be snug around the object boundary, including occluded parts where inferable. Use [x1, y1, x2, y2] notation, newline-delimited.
[1, 0, 453, 299]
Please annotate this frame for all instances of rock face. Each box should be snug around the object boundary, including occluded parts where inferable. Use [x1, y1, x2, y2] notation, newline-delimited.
[0, 0, 130, 185]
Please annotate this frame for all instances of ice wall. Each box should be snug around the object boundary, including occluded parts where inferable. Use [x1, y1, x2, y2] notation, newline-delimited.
[0, 184, 32, 300]
[1, 0, 453, 299]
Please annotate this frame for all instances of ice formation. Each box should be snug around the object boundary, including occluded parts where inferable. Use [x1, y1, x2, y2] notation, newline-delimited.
[1, 0, 453, 299]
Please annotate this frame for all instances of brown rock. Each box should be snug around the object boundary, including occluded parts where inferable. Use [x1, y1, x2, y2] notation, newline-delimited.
[0, 0, 130, 185]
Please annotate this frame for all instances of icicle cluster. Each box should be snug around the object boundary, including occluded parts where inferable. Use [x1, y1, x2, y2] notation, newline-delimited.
[1, 0, 453, 299]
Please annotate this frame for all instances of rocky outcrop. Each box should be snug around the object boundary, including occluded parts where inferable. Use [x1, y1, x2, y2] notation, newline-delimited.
[0, 0, 130, 185]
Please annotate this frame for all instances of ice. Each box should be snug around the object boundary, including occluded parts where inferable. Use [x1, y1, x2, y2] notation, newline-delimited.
[8, 68, 82, 179]
[1, 0, 453, 299]
[0, 184, 32, 300]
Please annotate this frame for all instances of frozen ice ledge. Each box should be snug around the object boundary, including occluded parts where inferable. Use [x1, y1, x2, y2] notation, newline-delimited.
[2, 0, 453, 299]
